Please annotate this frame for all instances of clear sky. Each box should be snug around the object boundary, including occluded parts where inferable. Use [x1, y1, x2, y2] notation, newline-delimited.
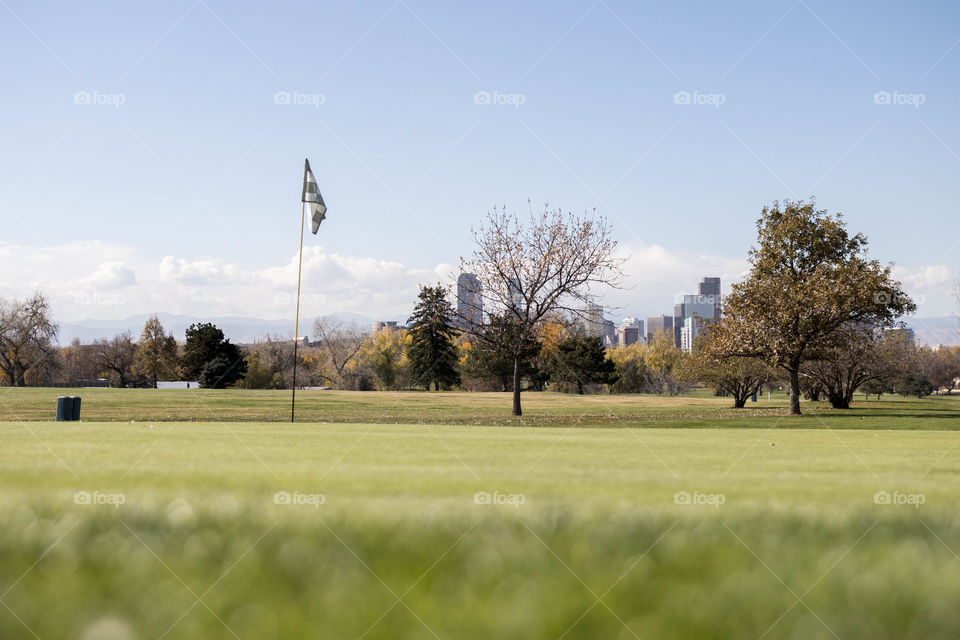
[2, 0, 958, 329]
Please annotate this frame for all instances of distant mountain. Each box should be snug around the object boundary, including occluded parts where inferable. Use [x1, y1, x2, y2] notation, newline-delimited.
[907, 316, 960, 347]
[57, 312, 378, 345]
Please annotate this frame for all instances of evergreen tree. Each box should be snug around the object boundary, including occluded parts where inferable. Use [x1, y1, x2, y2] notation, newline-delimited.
[182, 322, 247, 387]
[406, 285, 461, 390]
[546, 336, 616, 394]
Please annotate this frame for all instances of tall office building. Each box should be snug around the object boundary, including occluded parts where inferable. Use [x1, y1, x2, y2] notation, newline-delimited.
[646, 314, 673, 342]
[583, 303, 605, 338]
[673, 294, 716, 346]
[697, 277, 722, 320]
[456, 273, 483, 329]
[616, 317, 643, 348]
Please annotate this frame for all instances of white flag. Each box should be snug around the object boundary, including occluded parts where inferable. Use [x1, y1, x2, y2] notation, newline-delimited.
[301, 158, 327, 234]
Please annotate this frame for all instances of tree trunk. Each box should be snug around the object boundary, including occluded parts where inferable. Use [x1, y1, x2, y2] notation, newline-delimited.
[512, 357, 522, 416]
[733, 396, 747, 408]
[576, 381, 584, 395]
[788, 367, 802, 415]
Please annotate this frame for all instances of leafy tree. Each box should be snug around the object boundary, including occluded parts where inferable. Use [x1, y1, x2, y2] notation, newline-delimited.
[609, 343, 647, 394]
[236, 354, 283, 389]
[895, 374, 934, 398]
[407, 285, 461, 390]
[691, 332, 770, 408]
[546, 336, 616, 394]
[709, 200, 915, 415]
[644, 329, 688, 395]
[462, 205, 624, 415]
[133, 315, 179, 388]
[199, 356, 237, 389]
[93, 332, 138, 388]
[358, 328, 408, 390]
[460, 313, 540, 392]
[802, 326, 913, 409]
[312, 316, 367, 389]
[182, 323, 246, 387]
[0, 293, 58, 387]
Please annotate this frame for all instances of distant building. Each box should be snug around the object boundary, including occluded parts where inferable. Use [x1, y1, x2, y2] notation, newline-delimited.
[456, 273, 483, 329]
[680, 316, 700, 353]
[616, 317, 643, 348]
[646, 314, 673, 342]
[372, 321, 401, 334]
[602, 319, 616, 347]
[673, 279, 721, 346]
[698, 277, 722, 320]
[583, 304, 605, 338]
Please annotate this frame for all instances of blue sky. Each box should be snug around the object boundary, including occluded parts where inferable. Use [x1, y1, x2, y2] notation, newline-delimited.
[1, 0, 958, 328]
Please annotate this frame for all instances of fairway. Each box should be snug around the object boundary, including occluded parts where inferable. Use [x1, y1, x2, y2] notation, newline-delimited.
[3, 415, 960, 639]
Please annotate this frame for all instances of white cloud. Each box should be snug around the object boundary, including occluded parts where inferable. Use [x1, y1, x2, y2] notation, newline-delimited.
[0, 241, 954, 326]
[892, 264, 959, 315]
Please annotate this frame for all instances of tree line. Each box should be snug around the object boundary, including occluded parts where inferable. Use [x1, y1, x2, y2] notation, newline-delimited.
[1, 201, 957, 412]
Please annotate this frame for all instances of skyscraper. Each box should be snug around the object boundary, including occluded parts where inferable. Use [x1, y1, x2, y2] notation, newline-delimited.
[456, 273, 483, 329]
[698, 277, 721, 320]
[646, 314, 673, 342]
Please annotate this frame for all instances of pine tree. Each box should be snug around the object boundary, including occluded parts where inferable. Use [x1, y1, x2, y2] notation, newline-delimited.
[407, 285, 461, 390]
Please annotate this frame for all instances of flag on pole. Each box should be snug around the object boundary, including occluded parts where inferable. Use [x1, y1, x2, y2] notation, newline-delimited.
[302, 158, 327, 233]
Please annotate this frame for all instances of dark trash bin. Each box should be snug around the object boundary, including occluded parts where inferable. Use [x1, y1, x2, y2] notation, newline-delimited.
[71, 396, 82, 421]
[56, 396, 73, 421]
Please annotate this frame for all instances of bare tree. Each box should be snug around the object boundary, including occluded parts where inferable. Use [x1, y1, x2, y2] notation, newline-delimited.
[93, 332, 138, 388]
[257, 334, 296, 388]
[462, 205, 624, 416]
[0, 293, 58, 387]
[312, 316, 368, 389]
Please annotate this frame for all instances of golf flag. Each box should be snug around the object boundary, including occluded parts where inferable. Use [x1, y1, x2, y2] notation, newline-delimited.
[302, 158, 327, 233]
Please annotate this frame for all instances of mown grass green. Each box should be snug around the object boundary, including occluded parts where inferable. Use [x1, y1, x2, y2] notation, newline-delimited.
[2, 416, 960, 639]
[2, 386, 958, 429]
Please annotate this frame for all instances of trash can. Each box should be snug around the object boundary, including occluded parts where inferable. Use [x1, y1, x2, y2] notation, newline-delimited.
[70, 396, 82, 421]
[56, 396, 73, 421]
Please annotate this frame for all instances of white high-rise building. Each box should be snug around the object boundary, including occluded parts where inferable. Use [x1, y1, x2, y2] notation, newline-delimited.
[680, 316, 700, 353]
